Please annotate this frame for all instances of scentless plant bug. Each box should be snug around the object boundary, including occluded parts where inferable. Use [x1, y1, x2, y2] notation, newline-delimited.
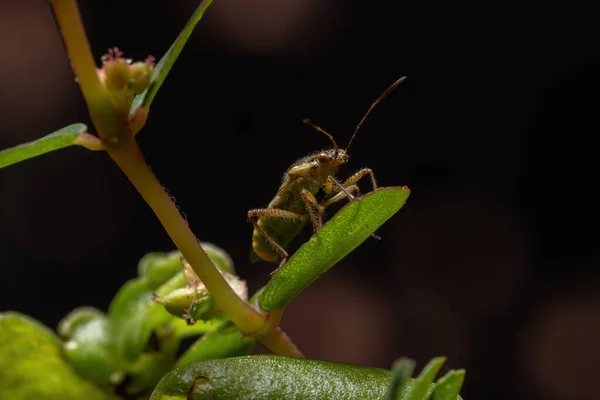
[248, 77, 407, 270]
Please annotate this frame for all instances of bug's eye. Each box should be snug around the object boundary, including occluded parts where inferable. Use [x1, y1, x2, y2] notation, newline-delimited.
[317, 152, 331, 162]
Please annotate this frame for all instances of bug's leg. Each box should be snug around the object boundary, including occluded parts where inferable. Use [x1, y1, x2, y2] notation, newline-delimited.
[321, 184, 360, 207]
[300, 189, 325, 232]
[324, 175, 356, 200]
[324, 178, 382, 241]
[341, 168, 378, 192]
[248, 208, 307, 265]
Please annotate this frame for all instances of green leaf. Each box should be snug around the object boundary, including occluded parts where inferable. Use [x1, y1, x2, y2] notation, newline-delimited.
[200, 242, 236, 274]
[58, 307, 121, 386]
[167, 317, 221, 339]
[126, 351, 178, 396]
[386, 358, 416, 400]
[0, 123, 87, 169]
[137, 250, 183, 288]
[0, 312, 117, 400]
[151, 355, 391, 400]
[130, 0, 214, 116]
[175, 321, 255, 367]
[259, 186, 410, 312]
[430, 370, 466, 400]
[138, 244, 234, 285]
[403, 357, 446, 400]
[108, 279, 156, 361]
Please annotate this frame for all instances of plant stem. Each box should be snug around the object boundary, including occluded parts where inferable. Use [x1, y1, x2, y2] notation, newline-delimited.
[75, 133, 105, 150]
[50, 0, 101, 103]
[49, 0, 127, 141]
[108, 142, 302, 357]
[259, 328, 304, 358]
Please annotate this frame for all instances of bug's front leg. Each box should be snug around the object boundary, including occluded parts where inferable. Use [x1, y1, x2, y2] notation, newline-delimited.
[321, 184, 360, 207]
[324, 168, 378, 197]
[324, 172, 382, 241]
[341, 168, 378, 192]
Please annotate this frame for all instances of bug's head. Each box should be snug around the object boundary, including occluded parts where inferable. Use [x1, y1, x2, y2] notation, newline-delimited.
[317, 148, 349, 168]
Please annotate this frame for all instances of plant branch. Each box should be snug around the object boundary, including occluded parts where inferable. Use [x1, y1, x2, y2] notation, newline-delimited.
[50, 0, 127, 141]
[50, 0, 102, 104]
[108, 142, 302, 357]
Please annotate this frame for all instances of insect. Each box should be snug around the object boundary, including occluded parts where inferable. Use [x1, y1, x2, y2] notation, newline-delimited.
[248, 76, 407, 270]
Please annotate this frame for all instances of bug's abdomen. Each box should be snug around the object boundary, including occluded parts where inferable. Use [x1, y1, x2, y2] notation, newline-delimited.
[252, 215, 306, 262]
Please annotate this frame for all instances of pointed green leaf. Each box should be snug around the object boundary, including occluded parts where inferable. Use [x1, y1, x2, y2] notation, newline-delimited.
[175, 321, 255, 367]
[151, 355, 391, 400]
[430, 370, 465, 400]
[259, 186, 410, 312]
[130, 0, 214, 116]
[386, 358, 416, 400]
[403, 357, 446, 400]
[0, 123, 88, 169]
[0, 312, 117, 400]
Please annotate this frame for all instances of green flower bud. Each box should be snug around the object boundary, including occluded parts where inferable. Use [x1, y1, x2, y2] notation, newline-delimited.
[160, 285, 210, 319]
[129, 59, 154, 95]
[156, 270, 248, 324]
[101, 48, 131, 93]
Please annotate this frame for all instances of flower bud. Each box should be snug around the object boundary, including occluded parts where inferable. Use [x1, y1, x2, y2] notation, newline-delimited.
[129, 60, 153, 95]
[158, 270, 248, 324]
[101, 47, 132, 93]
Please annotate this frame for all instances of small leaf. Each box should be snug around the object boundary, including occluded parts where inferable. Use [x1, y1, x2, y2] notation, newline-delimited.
[403, 357, 446, 400]
[0, 123, 88, 169]
[175, 321, 255, 367]
[168, 317, 221, 339]
[108, 279, 155, 361]
[138, 245, 234, 284]
[130, 0, 214, 116]
[430, 370, 465, 400]
[259, 186, 410, 312]
[137, 250, 183, 288]
[151, 355, 391, 400]
[0, 312, 117, 400]
[200, 242, 236, 274]
[126, 351, 178, 396]
[386, 358, 416, 400]
[58, 307, 121, 386]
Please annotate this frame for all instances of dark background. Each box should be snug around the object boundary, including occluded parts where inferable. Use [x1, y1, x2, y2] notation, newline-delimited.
[1, 1, 599, 399]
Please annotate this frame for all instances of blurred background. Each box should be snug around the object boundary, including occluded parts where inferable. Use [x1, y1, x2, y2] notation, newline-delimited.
[1, 1, 599, 398]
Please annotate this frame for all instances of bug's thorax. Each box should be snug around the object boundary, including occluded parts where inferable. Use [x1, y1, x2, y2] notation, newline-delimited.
[267, 148, 348, 209]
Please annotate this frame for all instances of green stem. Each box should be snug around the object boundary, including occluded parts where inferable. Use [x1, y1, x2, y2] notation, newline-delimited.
[74, 133, 105, 150]
[259, 327, 304, 357]
[50, 0, 102, 104]
[108, 142, 302, 357]
[50, 0, 128, 142]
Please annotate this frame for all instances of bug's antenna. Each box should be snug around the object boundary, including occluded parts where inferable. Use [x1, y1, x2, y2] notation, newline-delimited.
[346, 76, 407, 151]
[302, 118, 339, 150]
